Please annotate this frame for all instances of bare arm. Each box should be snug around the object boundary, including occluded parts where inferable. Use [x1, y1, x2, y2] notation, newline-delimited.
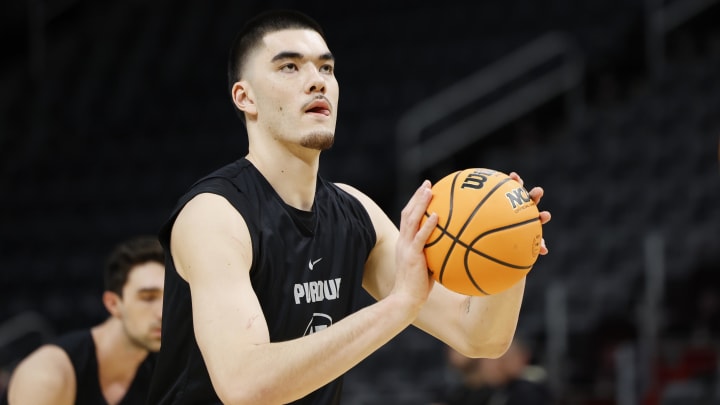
[171, 188, 437, 405]
[7, 345, 75, 405]
[341, 174, 551, 359]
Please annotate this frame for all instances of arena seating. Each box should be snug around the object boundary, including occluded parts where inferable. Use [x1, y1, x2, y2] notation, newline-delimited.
[1, 1, 718, 403]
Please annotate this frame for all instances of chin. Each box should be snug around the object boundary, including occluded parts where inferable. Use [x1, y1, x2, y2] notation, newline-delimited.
[302, 131, 335, 150]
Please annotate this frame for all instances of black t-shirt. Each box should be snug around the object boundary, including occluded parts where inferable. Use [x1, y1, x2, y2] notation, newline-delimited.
[147, 158, 376, 404]
[2, 329, 155, 405]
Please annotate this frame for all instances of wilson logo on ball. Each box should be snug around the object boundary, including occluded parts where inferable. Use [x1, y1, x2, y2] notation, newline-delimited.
[422, 168, 542, 296]
[460, 168, 496, 190]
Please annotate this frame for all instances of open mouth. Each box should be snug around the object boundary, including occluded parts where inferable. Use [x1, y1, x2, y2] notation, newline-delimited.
[307, 106, 330, 116]
[305, 99, 331, 116]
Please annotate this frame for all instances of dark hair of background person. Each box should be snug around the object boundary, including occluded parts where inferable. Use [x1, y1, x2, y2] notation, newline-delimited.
[103, 236, 164, 297]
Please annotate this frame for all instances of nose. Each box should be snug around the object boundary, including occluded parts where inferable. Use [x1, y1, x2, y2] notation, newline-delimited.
[305, 67, 326, 94]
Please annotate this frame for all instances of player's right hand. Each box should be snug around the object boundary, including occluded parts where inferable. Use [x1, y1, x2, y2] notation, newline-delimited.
[392, 180, 438, 311]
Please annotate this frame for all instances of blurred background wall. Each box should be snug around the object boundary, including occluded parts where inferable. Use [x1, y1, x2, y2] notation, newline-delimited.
[1, 1, 719, 404]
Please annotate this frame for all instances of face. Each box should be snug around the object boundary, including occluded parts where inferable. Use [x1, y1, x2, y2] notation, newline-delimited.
[114, 261, 164, 352]
[237, 28, 339, 151]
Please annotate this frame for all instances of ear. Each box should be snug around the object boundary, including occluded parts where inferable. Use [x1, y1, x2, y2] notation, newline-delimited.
[102, 291, 122, 318]
[232, 81, 257, 117]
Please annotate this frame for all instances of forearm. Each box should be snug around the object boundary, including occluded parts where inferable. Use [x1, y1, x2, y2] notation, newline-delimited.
[461, 277, 525, 357]
[415, 277, 525, 358]
[214, 293, 419, 405]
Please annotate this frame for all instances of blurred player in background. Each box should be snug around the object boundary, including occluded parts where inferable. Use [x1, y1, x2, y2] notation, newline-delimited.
[434, 337, 552, 405]
[3, 235, 164, 405]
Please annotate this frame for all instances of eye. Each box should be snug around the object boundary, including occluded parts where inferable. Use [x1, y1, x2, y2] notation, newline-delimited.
[280, 63, 298, 72]
[320, 64, 334, 74]
[138, 291, 162, 302]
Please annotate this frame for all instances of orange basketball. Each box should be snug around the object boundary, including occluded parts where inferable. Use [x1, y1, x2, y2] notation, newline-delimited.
[422, 168, 542, 296]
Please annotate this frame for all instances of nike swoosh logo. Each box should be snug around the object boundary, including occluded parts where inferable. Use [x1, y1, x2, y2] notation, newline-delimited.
[308, 258, 323, 270]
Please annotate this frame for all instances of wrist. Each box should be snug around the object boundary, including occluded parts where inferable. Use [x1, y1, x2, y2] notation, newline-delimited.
[384, 290, 424, 322]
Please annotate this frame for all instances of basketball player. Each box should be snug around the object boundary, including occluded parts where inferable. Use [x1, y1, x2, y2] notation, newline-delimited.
[436, 338, 552, 405]
[4, 235, 164, 405]
[147, 9, 551, 405]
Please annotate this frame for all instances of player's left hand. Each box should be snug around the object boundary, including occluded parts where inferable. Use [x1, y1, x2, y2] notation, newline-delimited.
[509, 172, 551, 255]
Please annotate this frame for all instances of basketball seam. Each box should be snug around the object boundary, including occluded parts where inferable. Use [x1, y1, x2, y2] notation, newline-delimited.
[462, 259, 491, 295]
[466, 246, 535, 270]
[438, 176, 512, 285]
[431, 217, 539, 269]
[475, 216, 541, 241]
[467, 217, 541, 270]
[425, 171, 461, 247]
[460, 216, 540, 296]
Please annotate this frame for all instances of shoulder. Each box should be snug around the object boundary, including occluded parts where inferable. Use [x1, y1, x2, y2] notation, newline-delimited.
[7, 344, 75, 404]
[333, 183, 382, 216]
[332, 182, 361, 195]
[176, 192, 248, 231]
[333, 182, 395, 241]
[188, 158, 258, 197]
[171, 159, 254, 223]
[172, 192, 251, 251]
[175, 158, 264, 226]
[14, 344, 74, 376]
[171, 192, 253, 280]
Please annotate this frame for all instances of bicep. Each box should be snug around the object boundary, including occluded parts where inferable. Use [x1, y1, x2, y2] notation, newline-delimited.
[170, 193, 270, 377]
[361, 215, 397, 301]
[7, 345, 75, 405]
[334, 183, 397, 300]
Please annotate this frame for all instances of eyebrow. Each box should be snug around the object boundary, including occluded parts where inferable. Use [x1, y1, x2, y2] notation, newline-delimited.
[136, 287, 162, 294]
[271, 51, 335, 63]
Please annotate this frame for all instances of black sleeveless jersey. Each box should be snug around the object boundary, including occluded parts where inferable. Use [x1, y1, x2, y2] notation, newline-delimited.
[147, 158, 377, 405]
[54, 329, 156, 405]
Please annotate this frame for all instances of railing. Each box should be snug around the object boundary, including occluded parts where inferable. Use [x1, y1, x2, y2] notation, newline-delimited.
[645, 0, 720, 78]
[394, 31, 585, 212]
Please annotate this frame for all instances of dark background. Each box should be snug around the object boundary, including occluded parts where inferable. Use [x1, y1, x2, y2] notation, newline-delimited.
[1, 1, 719, 404]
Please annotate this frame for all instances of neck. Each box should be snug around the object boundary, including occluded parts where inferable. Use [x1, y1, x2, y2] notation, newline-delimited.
[92, 318, 148, 380]
[246, 144, 320, 211]
[91, 318, 149, 404]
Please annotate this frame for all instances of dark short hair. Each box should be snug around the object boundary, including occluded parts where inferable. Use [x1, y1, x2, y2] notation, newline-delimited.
[104, 235, 164, 296]
[227, 9, 327, 125]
